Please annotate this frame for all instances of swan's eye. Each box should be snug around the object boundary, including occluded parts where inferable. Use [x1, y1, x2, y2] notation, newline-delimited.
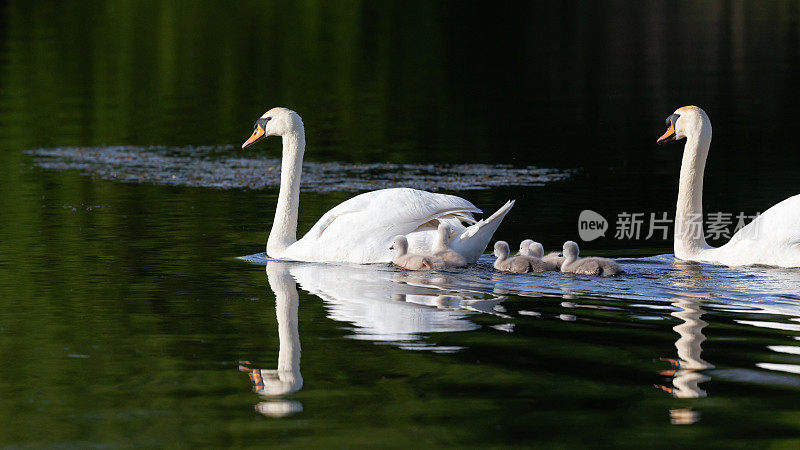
[666, 113, 680, 126]
[255, 117, 273, 129]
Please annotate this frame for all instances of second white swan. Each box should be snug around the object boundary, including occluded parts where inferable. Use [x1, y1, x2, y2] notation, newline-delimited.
[242, 107, 515, 264]
[657, 105, 800, 267]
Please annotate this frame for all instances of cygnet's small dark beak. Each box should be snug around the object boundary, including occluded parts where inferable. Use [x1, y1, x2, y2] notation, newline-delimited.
[558, 253, 564, 257]
[389, 245, 394, 250]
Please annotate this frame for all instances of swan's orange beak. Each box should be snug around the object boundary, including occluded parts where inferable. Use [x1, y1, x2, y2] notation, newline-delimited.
[657, 120, 677, 144]
[242, 125, 266, 149]
[657, 113, 681, 145]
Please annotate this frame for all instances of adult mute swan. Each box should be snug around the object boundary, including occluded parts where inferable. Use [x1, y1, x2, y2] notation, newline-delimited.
[657, 106, 800, 267]
[242, 107, 515, 264]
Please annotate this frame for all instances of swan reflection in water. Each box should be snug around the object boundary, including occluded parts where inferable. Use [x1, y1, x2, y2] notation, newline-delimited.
[289, 262, 505, 348]
[239, 255, 800, 419]
[242, 260, 506, 416]
[239, 262, 303, 417]
[656, 261, 715, 425]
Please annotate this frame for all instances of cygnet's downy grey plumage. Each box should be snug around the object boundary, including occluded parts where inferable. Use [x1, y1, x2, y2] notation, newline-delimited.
[519, 238, 564, 268]
[560, 241, 622, 276]
[494, 241, 557, 273]
[390, 235, 442, 270]
[433, 223, 468, 268]
[542, 251, 566, 269]
[519, 239, 545, 258]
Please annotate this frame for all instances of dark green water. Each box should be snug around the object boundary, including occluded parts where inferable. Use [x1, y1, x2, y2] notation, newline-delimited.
[1, 1, 800, 447]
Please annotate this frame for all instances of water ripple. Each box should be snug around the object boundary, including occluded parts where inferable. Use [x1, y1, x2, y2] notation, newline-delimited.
[25, 146, 572, 192]
[240, 253, 800, 348]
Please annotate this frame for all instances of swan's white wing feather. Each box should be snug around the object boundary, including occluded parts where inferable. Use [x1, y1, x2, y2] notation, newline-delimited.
[450, 200, 516, 262]
[306, 188, 479, 239]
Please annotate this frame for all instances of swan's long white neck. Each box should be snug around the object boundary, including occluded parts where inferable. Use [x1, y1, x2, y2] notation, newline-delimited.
[674, 121, 713, 259]
[267, 130, 306, 257]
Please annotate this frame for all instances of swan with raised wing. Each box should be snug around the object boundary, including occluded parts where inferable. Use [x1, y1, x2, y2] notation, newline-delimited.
[657, 106, 800, 267]
[242, 107, 514, 264]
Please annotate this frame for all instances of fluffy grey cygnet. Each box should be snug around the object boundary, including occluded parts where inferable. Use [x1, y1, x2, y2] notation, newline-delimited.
[519, 239, 564, 268]
[560, 241, 622, 276]
[494, 241, 557, 273]
[433, 223, 468, 268]
[518, 239, 543, 257]
[390, 235, 442, 270]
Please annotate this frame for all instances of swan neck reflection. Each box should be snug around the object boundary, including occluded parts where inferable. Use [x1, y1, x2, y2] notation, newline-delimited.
[662, 262, 714, 400]
[240, 262, 304, 418]
[265, 263, 303, 396]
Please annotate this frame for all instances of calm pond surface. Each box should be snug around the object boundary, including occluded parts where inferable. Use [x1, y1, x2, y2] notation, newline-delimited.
[1, 1, 800, 447]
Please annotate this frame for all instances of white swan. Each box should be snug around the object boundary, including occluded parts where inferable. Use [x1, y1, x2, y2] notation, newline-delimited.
[658, 106, 800, 267]
[432, 223, 468, 268]
[560, 241, 622, 277]
[242, 107, 515, 264]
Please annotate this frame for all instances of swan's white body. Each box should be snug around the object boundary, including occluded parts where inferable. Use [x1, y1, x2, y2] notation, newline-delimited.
[243, 108, 514, 264]
[660, 106, 800, 268]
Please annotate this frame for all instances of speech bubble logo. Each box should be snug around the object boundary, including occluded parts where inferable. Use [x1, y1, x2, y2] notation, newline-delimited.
[578, 210, 608, 241]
